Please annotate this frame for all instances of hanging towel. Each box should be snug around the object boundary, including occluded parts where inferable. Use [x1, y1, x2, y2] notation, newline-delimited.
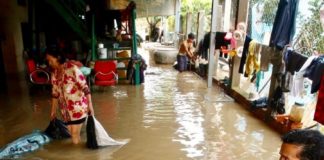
[244, 40, 262, 78]
[260, 45, 274, 71]
[239, 36, 252, 74]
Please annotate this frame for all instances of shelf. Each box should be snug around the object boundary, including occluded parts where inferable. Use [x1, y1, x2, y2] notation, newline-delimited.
[109, 47, 132, 51]
[102, 40, 132, 48]
[118, 77, 127, 80]
[98, 57, 130, 61]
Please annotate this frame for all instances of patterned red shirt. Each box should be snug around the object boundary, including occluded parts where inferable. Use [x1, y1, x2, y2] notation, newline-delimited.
[51, 62, 89, 122]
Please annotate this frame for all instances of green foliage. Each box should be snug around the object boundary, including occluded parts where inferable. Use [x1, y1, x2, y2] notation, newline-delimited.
[262, 0, 279, 25]
[180, 0, 212, 33]
[146, 16, 162, 41]
[251, 0, 323, 55]
[166, 0, 212, 33]
[180, 0, 212, 16]
[294, 0, 324, 55]
[250, 0, 279, 25]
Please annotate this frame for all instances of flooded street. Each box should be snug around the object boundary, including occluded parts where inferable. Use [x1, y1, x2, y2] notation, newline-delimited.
[0, 47, 281, 160]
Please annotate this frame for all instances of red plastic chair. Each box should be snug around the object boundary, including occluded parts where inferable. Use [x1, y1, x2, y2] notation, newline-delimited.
[93, 60, 118, 86]
[26, 59, 50, 85]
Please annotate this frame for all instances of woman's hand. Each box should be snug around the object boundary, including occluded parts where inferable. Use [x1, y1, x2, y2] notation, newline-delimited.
[88, 105, 94, 116]
[50, 98, 58, 120]
[86, 94, 95, 116]
[50, 111, 56, 120]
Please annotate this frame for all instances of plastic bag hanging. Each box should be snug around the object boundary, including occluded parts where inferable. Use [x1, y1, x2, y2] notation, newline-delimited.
[44, 118, 70, 139]
[86, 115, 98, 149]
[93, 117, 128, 146]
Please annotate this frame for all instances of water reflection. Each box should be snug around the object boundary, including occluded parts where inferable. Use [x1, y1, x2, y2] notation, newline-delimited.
[173, 100, 205, 156]
[0, 50, 282, 159]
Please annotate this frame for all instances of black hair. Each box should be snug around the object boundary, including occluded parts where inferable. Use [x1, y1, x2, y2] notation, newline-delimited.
[188, 33, 195, 40]
[45, 45, 66, 64]
[281, 129, 324, 160]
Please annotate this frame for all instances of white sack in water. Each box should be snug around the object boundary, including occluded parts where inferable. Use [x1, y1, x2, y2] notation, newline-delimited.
[93, 117, 129, 146]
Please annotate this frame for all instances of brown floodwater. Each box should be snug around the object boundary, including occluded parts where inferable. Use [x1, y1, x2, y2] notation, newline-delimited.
[0, 48, 281, 160]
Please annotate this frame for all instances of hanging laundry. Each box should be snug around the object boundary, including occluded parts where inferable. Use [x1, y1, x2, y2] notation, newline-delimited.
[244, 40, 262, 78]
[314, 74, 324, 125]
[196, 32, 231, 60]
[239, 36, 252, 74]
[304, 56, 324, 93]
[284, 50, 308, 75]
[215, 32, 231, 50]
[256, 71, 265, 92]
[291, 56, 317, 98]
[282, 49, 308, 92]
[269, 0, 299, 50]
[259, 45, 275, 71]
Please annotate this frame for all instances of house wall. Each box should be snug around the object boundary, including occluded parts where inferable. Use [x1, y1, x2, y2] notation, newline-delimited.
[0, 1, 28, 77]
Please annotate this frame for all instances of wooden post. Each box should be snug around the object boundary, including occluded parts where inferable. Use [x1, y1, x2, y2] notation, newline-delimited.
[265, 48, 283, 121]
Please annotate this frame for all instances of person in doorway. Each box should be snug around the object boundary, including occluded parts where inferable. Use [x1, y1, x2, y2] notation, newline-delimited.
[177, 33, 196, 72]
[279, 129, 324, 160]
[45, 46, 95, 144]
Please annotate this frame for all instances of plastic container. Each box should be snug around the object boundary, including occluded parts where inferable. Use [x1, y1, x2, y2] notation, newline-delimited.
[289, 101, 305, 123]
[98, 43, 104, 49]
[98, 48, 107, 59]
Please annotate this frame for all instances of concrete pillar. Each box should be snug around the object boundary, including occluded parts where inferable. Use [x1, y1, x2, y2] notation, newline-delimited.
[197, 11, 205, 45]
[185, 12, 192, 38]
[174, 0, 181, 35]
[223, 0, 232, 32]
[216, 5, 223, 31]
[162, 16, 167, 43]
[207, 0, 219, 88]
[174, 0, 181, 47]
[237, 0, 250, 24]
[231, 0, 249, 89]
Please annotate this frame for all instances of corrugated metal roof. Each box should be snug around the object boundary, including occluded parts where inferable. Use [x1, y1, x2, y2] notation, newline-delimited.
[109, 0, 176, 17]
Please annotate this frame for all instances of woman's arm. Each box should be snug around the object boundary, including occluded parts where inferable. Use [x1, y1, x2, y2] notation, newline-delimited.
[50, 98, 58, 120]
[86, 93, 94, 116]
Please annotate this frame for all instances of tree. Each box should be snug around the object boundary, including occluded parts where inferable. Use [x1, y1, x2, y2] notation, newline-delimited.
[146, 16, 162, 42]
[293, 0, 324, 55]
[250, 0, 279, 25]
[250, 0, 323, 55]
[180, 0, 212, 33]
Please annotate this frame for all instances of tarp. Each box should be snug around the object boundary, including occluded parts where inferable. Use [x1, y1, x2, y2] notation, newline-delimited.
[108, 0, 176, 17]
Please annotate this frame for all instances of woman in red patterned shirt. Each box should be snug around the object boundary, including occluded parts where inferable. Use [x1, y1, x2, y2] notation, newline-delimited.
[46, 47, 94, 144]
